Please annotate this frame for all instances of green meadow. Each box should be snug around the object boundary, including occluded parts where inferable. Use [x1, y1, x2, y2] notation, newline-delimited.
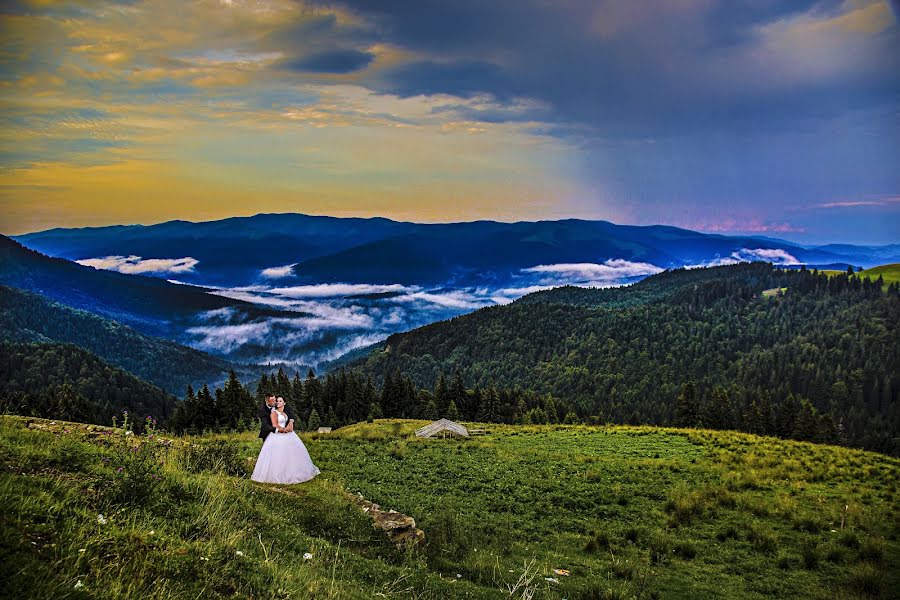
[1, 416, 897, 599]
[856, 264, 900, 287]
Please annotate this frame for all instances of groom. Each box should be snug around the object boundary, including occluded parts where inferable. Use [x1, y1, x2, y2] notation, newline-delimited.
[257, 394, 298, 440]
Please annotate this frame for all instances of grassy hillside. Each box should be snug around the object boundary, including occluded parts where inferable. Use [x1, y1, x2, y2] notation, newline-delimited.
[1, 416, 896, 599]
[856, 264, 900, 287]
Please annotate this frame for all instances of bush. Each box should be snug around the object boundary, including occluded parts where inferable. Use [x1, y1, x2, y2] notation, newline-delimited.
[648, 532, 672, 564]
[776, 554, 793, 570]
[847, 563, 883, 597]
[674, 540, 697, 559]
[800, 540, 819, 569]
[424, 510, 470, 561]
[838, 529, 860, 549]
[623, 527, 641, 544]
[584, 530, 612, 553]
[716, 525, 739, 541]
[180, 439, 249, 477]
[108, 414, 170, 505]
[857, 538, 885, 565]
[747, 522, 778, 554]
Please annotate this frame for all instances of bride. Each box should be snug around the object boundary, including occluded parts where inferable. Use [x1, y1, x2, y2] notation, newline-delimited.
[251, 397, 320, 484]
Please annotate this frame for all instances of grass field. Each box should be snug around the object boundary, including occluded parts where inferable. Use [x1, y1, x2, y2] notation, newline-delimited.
[1, 416, 897, 599]
[855, 264, 900, 287]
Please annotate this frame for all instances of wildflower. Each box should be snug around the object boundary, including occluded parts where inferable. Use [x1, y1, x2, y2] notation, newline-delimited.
[149, 531, 155, 536]
[456, 574, 462, 578]
[74, 580, 84, 590]
[117, 467, 124, 473]
[236, 550, 244, 557]
[97, 514, 107, 525]
[125, 431, 133, 436]
[303, 552, 313, 560]
[199, 556, 208, 562]
[544, 577, 559, 584]
[78, 549, 86, 553]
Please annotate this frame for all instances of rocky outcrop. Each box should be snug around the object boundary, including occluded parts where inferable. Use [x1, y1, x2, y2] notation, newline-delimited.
[349, 494, 425, 549]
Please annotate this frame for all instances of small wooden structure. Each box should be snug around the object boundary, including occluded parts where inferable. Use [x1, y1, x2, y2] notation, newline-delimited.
[415, 419, 469, 438]
[317, 427, 333, 434]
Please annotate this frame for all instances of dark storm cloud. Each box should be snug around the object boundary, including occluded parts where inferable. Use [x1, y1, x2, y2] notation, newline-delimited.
[283, 49, 375, 73]
[309, 0, 899, 137]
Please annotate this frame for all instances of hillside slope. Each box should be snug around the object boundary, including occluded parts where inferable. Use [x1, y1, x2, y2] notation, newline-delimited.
[0, 286, 236, 395]
[351, 263, 900, 453]
[1, 417, 896, 599]
[0, 342, 176, 423]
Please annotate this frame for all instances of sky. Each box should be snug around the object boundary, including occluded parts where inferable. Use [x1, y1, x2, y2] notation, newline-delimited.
[0, 0, 898, 244]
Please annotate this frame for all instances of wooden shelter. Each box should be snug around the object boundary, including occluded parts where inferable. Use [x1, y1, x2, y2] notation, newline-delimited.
[415, 419, 469, 438]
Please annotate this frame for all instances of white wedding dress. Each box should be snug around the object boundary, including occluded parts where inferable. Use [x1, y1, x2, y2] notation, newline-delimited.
[251, 411, 320, 484]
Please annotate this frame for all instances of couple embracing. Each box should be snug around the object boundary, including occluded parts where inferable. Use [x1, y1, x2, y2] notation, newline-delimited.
[250, 394, 320, 484]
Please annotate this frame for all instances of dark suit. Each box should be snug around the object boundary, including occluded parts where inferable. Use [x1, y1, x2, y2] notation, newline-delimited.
[258, 402, 298, 440]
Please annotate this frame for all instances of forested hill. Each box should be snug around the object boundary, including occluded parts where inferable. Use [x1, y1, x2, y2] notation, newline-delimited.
[351, 263, 900, 453]
[0, 285, 235, 395]
[0, 341, 176, 426]
[0, 235, 241, 338]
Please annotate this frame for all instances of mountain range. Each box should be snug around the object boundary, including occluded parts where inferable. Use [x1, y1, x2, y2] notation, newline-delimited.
[14, 214, 900, 288]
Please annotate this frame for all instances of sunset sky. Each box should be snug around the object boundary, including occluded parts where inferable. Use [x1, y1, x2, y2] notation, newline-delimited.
[1, 0, 898, 244]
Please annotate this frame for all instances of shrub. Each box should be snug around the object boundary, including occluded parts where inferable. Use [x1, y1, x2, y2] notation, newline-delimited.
[716, 525, 739, 541]
[838, 529, 860, 549]
[800, 540, 819, 569]
[747, 522, 778, 554]
[424, 510, 470, 561]
[180, 439, 249, 477]
[108, 413, 170, 505]
[824, 544, 845, 564]
[847, 563, 883, 597]
[611, 558, 635, 581]
[584, 530, 612, 553]
[857, 538, 885, 565]
[623, 527, 641, 544]
[648, 532, 672, 564]
[674, 540, 697, 559]
[792, 516, 823, 533]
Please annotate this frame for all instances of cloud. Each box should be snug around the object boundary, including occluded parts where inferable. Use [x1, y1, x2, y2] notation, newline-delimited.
[269, 283, 415, 298]
[260, 264, 297, 279]
[282, 49, 375, 73]
[813, 196, 900, 209]
[77, 255, 199, 274]
[183, 263, 666, 366]
[732, 248, 801, 265]
[391, 290, 488, 310]
[695, 247, 802, 268]
[186, 321, 272, 353]
[522, 259, 663, 284]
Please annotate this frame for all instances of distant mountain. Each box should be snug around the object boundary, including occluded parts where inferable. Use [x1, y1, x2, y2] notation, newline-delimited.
[14, 214, 899, 288]
[0, 340, 176, 425]
[14, 214, 417, 286]
[0, 236, 273, 340]
[348, 263, 900, 454]
[0, 285, 240, 395]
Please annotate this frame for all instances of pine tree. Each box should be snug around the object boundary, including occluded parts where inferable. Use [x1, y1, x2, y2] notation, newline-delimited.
[544, 395, 558, 424]
[423, 399, 438, 421]
[307, 408, 321, 431]
[446, 399, 460, 421]
[674, 381, 697, 427]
